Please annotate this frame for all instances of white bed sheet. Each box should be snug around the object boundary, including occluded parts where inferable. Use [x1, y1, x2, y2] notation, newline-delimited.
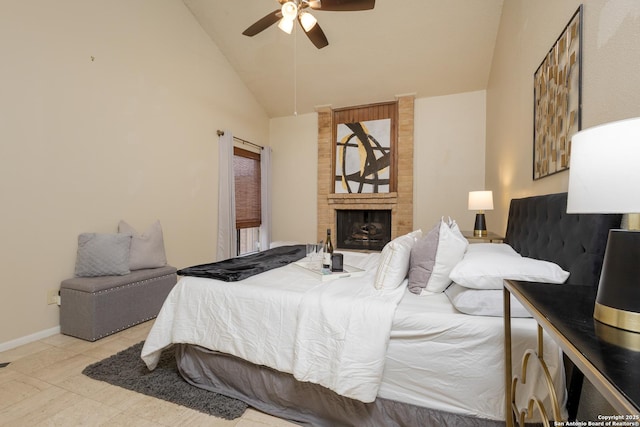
[379, 289, 567, 420]
[142, 251, 404, 402]
[142, 250, 567, 421]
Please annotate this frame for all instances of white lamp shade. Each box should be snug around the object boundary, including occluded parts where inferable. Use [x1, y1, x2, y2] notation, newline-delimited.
[468, 191, 494, 211]
[278, 17, 294, 34]
[567, 117, 640, 213]
[281, 1, 298, 20]
[299, 11, 317, 32]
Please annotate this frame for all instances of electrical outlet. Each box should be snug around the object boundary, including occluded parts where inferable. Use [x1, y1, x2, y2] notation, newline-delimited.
[47, 289, 60, 305]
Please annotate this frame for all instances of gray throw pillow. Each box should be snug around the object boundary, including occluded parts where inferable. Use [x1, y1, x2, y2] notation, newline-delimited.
[407, 223, 439, 295]
[118, 220, 167, 270]
[74, 233, 132, 277]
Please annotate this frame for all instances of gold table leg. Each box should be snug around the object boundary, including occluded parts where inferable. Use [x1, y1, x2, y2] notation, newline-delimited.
[504, 287, 515, 427]
[505, 288, 563, 426]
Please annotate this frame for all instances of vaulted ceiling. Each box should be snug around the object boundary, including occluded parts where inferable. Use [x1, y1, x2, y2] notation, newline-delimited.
[183, 0, 504, 118]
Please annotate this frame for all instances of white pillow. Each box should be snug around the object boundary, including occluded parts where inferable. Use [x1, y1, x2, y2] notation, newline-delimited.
[449, 247, 570, 290]
[413, 218, 468, 295]
[444, 283, 531, 317]
[374, 230, 422, 290]
[464, 242, 521, 256]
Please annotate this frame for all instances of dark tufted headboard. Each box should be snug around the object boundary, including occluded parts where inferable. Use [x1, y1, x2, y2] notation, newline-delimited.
[503, 193, 621, 287]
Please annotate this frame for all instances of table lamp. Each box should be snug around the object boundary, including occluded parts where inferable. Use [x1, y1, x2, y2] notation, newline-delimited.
[567, 117, 640, 333]
[468, 190, 493, 237]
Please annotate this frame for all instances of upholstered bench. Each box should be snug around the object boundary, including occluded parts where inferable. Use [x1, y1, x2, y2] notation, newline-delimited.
[60, 265, 177, 341]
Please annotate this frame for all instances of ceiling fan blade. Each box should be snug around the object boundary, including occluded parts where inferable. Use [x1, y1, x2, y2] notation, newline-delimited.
[310, 0, 375, 12]
[242, 10, 282, 36]
[299, 17, 329, 49]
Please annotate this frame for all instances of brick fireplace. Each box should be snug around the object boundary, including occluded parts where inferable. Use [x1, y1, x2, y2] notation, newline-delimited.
[316, 95, 415, 249]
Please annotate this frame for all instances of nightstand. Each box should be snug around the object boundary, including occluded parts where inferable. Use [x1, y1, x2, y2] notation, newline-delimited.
[461, 230, 504, 243]
[503, 280, 640, 426]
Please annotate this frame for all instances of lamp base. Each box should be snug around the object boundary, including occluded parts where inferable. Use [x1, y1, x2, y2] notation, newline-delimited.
[595, 319, 640, 351]
[594, 229, 640, 333]
[473, 213, 487, 237]
[595, 303, 640, 334]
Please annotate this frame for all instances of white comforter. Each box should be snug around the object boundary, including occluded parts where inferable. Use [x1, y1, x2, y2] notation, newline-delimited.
[141, 251, 404, 402]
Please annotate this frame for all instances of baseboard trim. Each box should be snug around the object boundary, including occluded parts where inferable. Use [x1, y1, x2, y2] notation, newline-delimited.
[0, 326, 61, 353]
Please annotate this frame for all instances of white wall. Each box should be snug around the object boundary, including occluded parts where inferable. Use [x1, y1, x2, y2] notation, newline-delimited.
[269, 92, 486, 243]
[486, 0, 640, 232]
[414, 91, 487, 233]
[270, 113, 319, 244]
[0, 0, 269, 346]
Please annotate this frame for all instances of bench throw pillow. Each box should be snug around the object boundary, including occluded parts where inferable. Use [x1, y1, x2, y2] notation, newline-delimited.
[118, 220, 167, 270]
[74, 233, 132, 277]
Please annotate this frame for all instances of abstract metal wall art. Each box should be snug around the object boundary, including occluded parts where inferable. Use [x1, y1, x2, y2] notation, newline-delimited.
[335, 118, 391, 193]
[533, 5, 582, 180]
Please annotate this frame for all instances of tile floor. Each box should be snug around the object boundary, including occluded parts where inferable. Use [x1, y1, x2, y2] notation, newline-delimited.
[0, 321, 298, 426]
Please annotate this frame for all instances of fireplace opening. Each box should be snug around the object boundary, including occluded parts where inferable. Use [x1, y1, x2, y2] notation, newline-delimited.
[336, 209, 392, 251]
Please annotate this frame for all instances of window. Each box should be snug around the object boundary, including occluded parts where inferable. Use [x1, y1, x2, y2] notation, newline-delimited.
[234, 147, 261, 255]
[237, 227, 260, 255]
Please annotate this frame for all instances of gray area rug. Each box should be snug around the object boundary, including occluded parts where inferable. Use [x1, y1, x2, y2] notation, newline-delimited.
[82, 341, 248, 420]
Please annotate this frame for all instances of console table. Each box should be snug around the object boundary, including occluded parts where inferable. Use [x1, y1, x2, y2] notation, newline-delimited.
[503, 280, 640, 426]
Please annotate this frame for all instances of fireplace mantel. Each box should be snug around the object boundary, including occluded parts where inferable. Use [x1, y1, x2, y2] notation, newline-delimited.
[316, 96, 414, 245]
[327, 192, 398, 206]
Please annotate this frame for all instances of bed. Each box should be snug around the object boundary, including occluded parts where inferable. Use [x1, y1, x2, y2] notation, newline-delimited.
[141, 192, 620, 426]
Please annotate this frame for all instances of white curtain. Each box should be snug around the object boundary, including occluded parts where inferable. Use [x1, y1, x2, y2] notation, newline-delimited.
[259, 146, 273, 251]
[217, 130, 236, 260]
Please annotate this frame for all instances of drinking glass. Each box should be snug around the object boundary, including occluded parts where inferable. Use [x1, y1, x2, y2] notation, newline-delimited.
[316, 242, 324, 262]
[306, 243, 317, 260]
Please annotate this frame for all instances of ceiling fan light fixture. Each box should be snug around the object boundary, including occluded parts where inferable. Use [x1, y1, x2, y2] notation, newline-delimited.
[299, 11, 317, 32]
[281, 1, 298, 20]
[242, 0, 374, 49]
[277, 17, 295, 34]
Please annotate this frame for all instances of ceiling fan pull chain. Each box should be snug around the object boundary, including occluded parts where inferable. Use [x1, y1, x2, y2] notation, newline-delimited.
[294, 23, 298, 116]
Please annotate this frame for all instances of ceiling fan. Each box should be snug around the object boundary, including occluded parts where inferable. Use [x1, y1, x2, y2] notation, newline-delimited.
[242, 0, 375, 49]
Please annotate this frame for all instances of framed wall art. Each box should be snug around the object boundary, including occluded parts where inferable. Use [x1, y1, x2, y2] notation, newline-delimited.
[335, 118, 391, 193]
[332, 102, 397, 194]
[533, 5, 583, 180]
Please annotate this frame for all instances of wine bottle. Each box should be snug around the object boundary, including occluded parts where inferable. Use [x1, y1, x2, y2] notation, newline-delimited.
[323, 228, 333, 271]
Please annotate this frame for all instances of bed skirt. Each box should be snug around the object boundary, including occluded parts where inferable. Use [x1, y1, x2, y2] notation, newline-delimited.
[175, 344, 505, 427]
